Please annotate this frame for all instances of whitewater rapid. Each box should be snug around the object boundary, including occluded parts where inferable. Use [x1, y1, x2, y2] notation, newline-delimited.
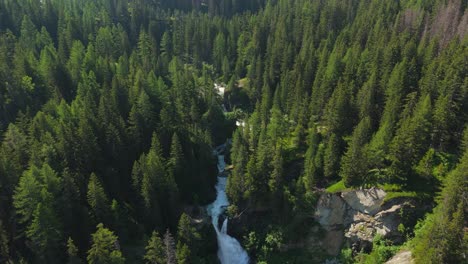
[207, 150, 250, 264]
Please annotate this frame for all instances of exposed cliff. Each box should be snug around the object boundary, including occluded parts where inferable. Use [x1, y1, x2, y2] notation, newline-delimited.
[314, 188, 428, 255]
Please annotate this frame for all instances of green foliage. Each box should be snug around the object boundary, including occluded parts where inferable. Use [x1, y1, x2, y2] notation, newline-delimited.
[383, 191, 419, 203]
[355, 235, 399, 264]
[0, 221, 9, 262]
[339, 247, 354, 264]
[411, 148, 468, 264]
[87, 173, 110, 225]
[244, 232, 259, 254]
[388, 94, 433, 183]
[87, 223, 125, 264]
[67, 237, 82, 264]
[303, 124, 322, 192]
[144, 231, 165, 264]
[414, 148, 437, 179]
[269, 146, 284, 197]
[177, 213, 200, 248]
[13, 164, 65, 261]
[325, 180, 350, 193]
[259, 230, 284, 261]
[341, 116, 372, 186]
[176, 243, 190, 264]
[26, 200, 63, 260]
[323, 133, 342, 179]
[13, 166, 44, 225]
[0, 0, 466, 263]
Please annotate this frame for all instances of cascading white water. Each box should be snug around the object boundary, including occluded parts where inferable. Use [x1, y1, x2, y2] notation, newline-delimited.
[207, 150, 250, 264]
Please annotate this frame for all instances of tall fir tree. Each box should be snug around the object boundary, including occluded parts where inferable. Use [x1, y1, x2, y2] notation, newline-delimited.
[340, 117, 372, 186]
[144, 231, 165, 264]
[87, 173, 110, 225]
[87, 223, 125, 264]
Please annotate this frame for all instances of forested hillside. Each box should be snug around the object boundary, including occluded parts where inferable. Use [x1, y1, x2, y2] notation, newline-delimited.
[0, 0, 466, 263]
[221, 0, 467, 263]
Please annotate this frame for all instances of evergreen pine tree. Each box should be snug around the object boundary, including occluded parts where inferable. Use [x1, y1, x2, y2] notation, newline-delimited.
[87, 223, 125, 264]
[67, 237, 82, 264]
[323, 133, 342, 180]
[26, 197, 63, 262]
[144, 231, 165, 264]
[303, 124, 321, 191]
[87, 173, 110, 225]
[340, 117, 372, 186]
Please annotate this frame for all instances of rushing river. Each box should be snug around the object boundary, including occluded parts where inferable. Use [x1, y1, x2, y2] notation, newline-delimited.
[207, 149, 250, 264]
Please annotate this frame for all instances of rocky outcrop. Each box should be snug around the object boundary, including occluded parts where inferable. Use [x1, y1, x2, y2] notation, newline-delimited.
[314, 188, 418, 255]
[341, 188, 386, 215]
[315, 193, 347, 227]
[385, 250, 414, 264]
[314, 194, 347, 255]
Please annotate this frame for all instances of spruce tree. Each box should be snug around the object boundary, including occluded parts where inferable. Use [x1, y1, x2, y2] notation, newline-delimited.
[87, 224, 125, 264]
[412, 148, 468, 263]
[388, 94, 432, 182]
[323, 133, 342, 180]
[87, 173, 110, 225]
[340, 117, 372, 186]
[177, 213, 200, 248]
[144, 231, 165, 264]
[67, 237, 82, 264]
[176, 243, 190, 264]
[303, 124, 321, 191]
[268, 145, 284, 196]
[169, 133, 185, 199]
[26, 199, 63, 262]
[13, 166, 43, 225]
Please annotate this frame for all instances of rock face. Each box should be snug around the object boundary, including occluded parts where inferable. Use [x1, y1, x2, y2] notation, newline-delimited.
[314, 188, 415, 255]
[322, 230, 345, 255]
[385, 250, 414, 264]
[315, 193, 347, 227]
[341, 188, 387, 215]
[314, 194, 347, 255]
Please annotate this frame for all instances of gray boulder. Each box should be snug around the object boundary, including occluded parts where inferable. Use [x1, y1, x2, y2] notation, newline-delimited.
[341, 188, 387, 215]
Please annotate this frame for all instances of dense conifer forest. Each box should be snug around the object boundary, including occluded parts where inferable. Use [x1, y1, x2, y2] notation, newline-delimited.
[0, 0, 466, 263]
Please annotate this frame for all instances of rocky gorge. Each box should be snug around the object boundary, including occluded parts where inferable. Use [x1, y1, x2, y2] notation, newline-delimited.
[223, 186, 429, 262]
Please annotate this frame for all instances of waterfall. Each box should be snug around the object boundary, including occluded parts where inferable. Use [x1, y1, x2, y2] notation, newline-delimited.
[207, 150, 250, 264]
[221, 219, 228, 234]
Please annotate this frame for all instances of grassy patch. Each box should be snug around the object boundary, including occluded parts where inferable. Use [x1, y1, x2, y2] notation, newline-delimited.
[380, 183, 431, 203]
[380, 183, 404, 192]
[326, 180, 352, 193]
[383, 191, 419, 203]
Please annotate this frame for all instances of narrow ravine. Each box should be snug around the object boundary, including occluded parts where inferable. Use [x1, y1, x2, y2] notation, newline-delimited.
[207, 147, 250, 264]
